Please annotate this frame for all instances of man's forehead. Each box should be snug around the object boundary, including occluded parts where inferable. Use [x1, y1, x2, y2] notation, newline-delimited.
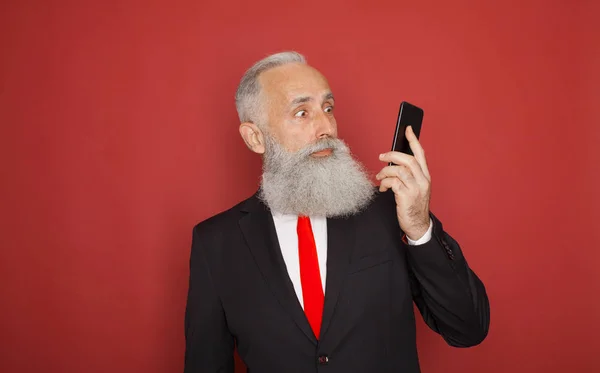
[259, 63, 331, 101]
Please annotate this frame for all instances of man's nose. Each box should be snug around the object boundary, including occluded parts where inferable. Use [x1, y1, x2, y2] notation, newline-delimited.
[314, 110, 336, 139]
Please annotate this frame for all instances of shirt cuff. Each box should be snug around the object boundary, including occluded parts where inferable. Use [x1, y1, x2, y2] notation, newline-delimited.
[406, 219, 433, 245]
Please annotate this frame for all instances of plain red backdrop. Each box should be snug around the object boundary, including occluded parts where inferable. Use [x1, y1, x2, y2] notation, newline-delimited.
[1, 1, 599, 372]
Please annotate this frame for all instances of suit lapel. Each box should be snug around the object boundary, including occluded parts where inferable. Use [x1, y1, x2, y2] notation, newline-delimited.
[319, 214, 356, 339]
[238, 195, 318, 345]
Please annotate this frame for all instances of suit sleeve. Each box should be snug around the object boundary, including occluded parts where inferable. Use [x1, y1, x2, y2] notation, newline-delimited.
[184, 226, 235, 372]
[406, 213, 490, 347]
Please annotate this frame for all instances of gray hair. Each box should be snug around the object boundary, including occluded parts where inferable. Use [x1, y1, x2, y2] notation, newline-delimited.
[235, 51, 306, 126]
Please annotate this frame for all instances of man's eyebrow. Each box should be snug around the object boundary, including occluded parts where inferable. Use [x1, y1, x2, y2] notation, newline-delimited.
[323, 92, 334, 102]
[290, 96, 312, 107]
[289, 92, 334, 108]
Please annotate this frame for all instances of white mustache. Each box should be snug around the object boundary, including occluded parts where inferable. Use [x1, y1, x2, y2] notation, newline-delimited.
[297, 138, 347, 158]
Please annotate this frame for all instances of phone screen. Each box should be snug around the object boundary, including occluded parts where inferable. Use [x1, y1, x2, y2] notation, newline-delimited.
[390, 101, 424, 164]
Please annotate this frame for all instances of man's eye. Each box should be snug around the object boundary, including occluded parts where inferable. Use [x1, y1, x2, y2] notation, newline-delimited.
[324, 106, 334, 113]
[295, 110, 307, 118]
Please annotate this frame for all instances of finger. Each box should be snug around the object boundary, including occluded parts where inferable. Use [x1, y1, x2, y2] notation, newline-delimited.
[406, 126, 431, 181]
[379, 152, 428, 186]
[379, 176, 407, 194]
[375, 165, 418, 189]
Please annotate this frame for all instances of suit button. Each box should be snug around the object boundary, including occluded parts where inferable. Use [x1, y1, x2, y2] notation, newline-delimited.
[318, 355, 329, 365]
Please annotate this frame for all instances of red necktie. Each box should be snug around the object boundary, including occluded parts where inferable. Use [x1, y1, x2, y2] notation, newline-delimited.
[297, 216, 325, 339]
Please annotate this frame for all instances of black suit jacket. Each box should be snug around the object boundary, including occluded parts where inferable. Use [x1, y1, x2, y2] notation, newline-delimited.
[184, 190, 489, 373]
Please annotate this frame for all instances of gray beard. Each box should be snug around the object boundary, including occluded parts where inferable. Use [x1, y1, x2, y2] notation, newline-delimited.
[259, 134, 375, 217]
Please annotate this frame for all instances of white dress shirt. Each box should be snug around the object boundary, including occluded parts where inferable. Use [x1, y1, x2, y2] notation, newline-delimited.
[271, 212, 433, 309]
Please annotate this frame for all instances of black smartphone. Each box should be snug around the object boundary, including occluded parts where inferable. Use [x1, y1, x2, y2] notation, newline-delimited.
[389, 101, 424, 165]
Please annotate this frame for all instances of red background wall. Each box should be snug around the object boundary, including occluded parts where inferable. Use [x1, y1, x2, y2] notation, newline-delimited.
[1, 1, 599, 372]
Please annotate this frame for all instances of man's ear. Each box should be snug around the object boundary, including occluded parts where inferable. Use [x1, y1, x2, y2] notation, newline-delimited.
[239, 122, 266, 154]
